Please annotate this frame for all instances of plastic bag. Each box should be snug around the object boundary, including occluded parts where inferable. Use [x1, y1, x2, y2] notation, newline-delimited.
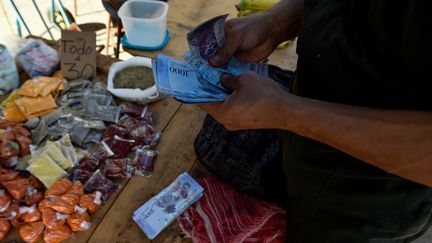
[25, 191, 44, 206]
[38, 199, 49, 213]
[0, 140, 19, 160]
[0, 202, 19, 219]
[53, 134, 79, 165]
[0, 189, 12, 213]
[67, 212, 91, 232]
[0, 44, 19, 95]
[79, 192, 102, 213]
[13, 124, 32, 137]
[0, 156, 18, 168]
[44, 178, 72, 198]
[0, 168, 19, 182]
[21, 205, 42, 223]
[0, 128, 15, 140]
[43, 224, 72, 243]
[0, 219, 11, 240]
[104, 158, 133, 178]
[67, 181, 84, 196]
[28, 175, 43, 190]
[130, 124, 160, 148]
[0, 119, 15, 129]
[77, 155, 99, 172]
[120, 102, 150, 119]
[68, 168, 92, 184]
[19, 221, 44, 243]
[15, 134, 32, 156]
[27, 153, 67, 188]
[83, 170, 119, 202]
[60, 194, 80, 208]
[11, 213, 26, 227]
[15, 39, 59, 78]
[92, 141, 115, 161]
[2, 178, 30, 200]
[42, 208, 67, 230]
[103, 135, 134, 159]
[133, 148, 159, 177]
[46, 197, 74, 214]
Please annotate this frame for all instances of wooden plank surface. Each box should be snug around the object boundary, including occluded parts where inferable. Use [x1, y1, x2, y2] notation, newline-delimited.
[88, 105, 206, 243]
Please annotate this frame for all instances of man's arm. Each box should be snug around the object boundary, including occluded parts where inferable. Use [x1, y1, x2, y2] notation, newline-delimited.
[202, 73, 432, 186]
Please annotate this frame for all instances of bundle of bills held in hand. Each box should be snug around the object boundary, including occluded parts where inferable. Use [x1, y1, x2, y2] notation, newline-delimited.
[152, 14, 269, 104]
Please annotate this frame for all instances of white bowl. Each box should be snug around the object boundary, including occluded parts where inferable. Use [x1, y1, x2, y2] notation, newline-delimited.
[107, 57, 164, 104]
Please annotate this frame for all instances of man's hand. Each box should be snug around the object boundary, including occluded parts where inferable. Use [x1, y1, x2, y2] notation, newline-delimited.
[200, 72, 288, 131]
[209, 0, 303, 67]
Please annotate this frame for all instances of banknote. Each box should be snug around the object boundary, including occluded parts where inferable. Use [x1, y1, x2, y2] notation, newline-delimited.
[152, 54, 229, 104]
[133, 172, 204, 240]
[185, 15, 268, 90]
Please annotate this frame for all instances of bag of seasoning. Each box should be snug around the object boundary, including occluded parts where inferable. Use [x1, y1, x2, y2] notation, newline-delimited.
[43, 224, 72, 243]
[67, 211, 91, 231]
[0, 219, 11, 240]
[44, 178, 73, 198]
[104, 158, 133, 178]
[133, 148, 158, 177]
[19, 221, 44, 243]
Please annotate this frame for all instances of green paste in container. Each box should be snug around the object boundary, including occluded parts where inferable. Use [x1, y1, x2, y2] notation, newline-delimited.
[113, 66, 154, 89]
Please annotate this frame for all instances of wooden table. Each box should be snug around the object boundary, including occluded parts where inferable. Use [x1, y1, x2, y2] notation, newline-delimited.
[4, 0, 297, 242]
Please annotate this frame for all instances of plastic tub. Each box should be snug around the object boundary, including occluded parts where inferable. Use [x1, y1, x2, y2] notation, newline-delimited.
[118, 0, 169, 47]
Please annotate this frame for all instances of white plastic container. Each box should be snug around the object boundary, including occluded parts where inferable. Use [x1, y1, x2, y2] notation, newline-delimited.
[118, 0, 169, 47]
[107, 57, 164, 104]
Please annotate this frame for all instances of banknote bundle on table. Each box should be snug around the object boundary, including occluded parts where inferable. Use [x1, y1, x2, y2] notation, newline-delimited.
[133, 172, 204, 239]
[152, 15, 269, 104]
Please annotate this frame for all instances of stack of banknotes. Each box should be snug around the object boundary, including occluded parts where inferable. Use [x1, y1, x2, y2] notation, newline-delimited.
[133, 172, 204, 240]
[152, 15, 269, 104]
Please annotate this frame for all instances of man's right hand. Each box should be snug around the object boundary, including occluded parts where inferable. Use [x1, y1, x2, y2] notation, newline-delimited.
[209, 0, 303, 67]
[209, 14, 279, 66]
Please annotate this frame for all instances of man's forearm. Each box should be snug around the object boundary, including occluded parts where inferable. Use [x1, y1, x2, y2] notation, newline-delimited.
[264, 0, 303, 43]
[281, 94, 432, 186]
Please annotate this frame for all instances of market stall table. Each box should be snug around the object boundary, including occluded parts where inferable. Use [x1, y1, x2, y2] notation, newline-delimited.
[2, 0, 298, 241]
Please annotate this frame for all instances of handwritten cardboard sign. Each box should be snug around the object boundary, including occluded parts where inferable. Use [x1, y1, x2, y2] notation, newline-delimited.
[61, 30, 96, 80]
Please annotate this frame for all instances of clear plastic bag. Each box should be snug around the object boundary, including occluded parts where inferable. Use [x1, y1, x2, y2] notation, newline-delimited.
[83, 170, 118, 202]
[133, 148, 159, 177]
[104, 158, 133, 178]
[0, 219, 11, 240]
[0, 44, 19, 95]
[19, 221, 44, 243]
[15, 39, 59, 78]
[44, 178, 73, 198]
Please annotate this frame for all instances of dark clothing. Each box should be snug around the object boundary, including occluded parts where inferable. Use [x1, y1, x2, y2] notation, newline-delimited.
[283, 0, 432, 242]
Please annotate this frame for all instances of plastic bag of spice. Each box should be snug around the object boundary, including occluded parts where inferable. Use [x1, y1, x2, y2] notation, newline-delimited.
[83, 170, 119, 202]
[0, 189, 12, 213]
[46, 197, 74, 214]
[0, 140, 20, 160]
[2, 178, 30, 200]
[43, 224, 72, 243]
[20, 205, 42, 223]
[67, 211, 91, 232]
[44, 178, 73, 198]
[0, 168, 19, 182]
[19, 221, 44, 243]
[104, 158, 133, 178]
[67, 181, 84, 196]
[0, 219, 11, 240]
[133, 148, 159, 177]
[79, 192, 102, 213]
[42, 208, 68, 230]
